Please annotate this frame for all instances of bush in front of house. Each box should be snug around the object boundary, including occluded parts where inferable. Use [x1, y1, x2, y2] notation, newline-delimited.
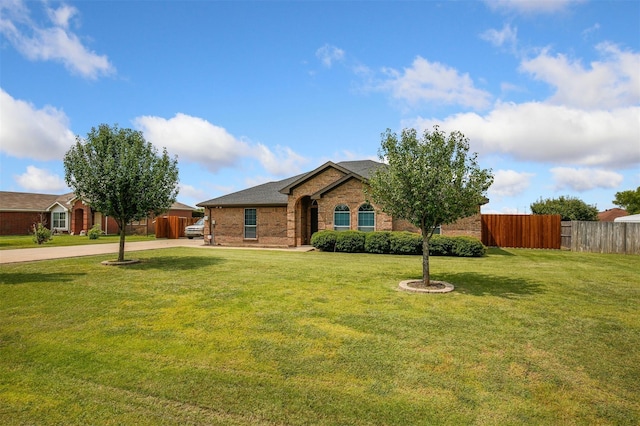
[88, 225, 101, 240]
[311, 230, 337, 252]
[312, 230, 486, 257]
[389, 231, 422, 255]
[429, 235, 455, 256]
[335, 230, 366, 253]
[365, 231, 391, 254]
[32, 222, 52, 245]
[451, 236, 486, 257]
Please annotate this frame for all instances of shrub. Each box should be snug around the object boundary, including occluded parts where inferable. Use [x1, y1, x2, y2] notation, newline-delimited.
[88, 225, 102, 240]
[389, 232, 422, 255]
[32, 222, 52, 245]
[335, 231, 366, 253]
[429, 235, 455, 256]
[452, 237, 486, 257]
[365, 231, 391, 254]
[311, 230, 337, 252]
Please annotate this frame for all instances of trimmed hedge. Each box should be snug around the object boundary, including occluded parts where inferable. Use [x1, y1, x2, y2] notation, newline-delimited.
[310, 230, 337, 252]
[389, 232, 422, 255]
[311, 230, 486, 257]
[335, 231, 366, 253]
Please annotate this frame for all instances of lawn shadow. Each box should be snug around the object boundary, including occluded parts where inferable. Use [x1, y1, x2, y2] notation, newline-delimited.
[435, 272, 544, 298]
[125, 255, 225, 271]
[0, 272, 86, 285]
[486, 247, 516, 256]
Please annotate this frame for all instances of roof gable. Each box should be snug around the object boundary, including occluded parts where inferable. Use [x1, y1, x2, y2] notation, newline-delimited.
[196, 160, 385, 207]
[0, 191, 61, 212]
[310, 174, 362, 200]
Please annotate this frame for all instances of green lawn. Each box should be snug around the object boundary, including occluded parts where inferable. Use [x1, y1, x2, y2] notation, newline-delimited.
[0, 234, 157, 250]
[1, 248, 638, 425]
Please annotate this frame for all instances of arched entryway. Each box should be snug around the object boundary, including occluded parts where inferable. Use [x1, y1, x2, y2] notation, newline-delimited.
[296, 196, 318, 245]
[73, 208, 84, 235]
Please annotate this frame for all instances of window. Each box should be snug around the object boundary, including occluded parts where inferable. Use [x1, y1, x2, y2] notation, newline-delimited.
[358, 203, 375, 232]
[333, 204, 350, 231]
[244, 208, 257, 239]
[52, 211, 66, 229]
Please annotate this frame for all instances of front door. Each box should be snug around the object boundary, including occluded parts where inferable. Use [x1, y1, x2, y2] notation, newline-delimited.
[310, 200, 318, 239]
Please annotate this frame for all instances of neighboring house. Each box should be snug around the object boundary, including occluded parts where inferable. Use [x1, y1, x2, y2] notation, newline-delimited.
[197, 160, 485, 248]
[0, 191, 194, 236]
[598, 208, 628, 222]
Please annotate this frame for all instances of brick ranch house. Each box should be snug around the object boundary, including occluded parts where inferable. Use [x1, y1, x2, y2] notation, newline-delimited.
[0, 191, 194, 236]
[197, 160, 485, 248]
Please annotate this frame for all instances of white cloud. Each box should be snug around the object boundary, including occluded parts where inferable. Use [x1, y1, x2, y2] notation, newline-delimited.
[254, 144, 308, 176]
[0, 0, 114, 79]
[134, 113, 307, 176]
[484, 0, 585, 14]
[377, 56, 492, 110]
[177, 183, 207, 206]
[14, 165, 67, 192]
[410, 102, 640, 169]
[135, 113, 249, 172]
[490, 169, 535, 197]
[316, 44, 345, 68]
[480, 24, 518, 51]
[520, 43, 640, 109]
[551, 167, 623, 191]
[0, 89, 76, 160]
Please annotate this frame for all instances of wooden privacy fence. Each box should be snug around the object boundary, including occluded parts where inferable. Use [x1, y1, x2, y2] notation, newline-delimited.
[481, 214, 561, 249]
[155, 216, 197, 239]
[570, 221, 640, 255]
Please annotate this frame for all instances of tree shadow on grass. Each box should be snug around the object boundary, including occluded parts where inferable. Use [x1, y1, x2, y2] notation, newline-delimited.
[124, 255, 225, 271]
[486, 247, 516, 256]
[435, 272, 544, 298]
[0, 272, 86, 285]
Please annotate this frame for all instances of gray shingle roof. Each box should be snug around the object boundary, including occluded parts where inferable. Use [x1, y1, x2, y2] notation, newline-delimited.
[0, 191, 75, 212]
[0, 191, 194, 212]
[197, 160, 383, 207]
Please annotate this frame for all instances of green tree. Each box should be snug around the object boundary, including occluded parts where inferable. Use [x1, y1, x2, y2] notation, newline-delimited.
[64, 124, 179, 262]
[530, 196, 598, 221]
[612, 187, 640, 214]
[366, 127, 493, 286]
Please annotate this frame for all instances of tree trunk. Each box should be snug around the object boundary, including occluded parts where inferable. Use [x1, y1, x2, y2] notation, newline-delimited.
[422, 233, 430, 286]
[118, 226, 126, 262]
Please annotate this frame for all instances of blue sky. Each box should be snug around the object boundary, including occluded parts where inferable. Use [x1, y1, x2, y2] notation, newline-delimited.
[1, 0, 638, 214]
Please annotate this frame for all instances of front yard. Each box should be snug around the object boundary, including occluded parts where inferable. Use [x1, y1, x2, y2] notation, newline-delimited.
[1, 248, 638, 424]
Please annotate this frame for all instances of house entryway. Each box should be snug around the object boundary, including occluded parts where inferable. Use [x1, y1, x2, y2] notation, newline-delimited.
[297, 196, 318, 245]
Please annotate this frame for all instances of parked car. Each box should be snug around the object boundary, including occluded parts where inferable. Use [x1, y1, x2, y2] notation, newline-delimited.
[184, 218, 205, 239]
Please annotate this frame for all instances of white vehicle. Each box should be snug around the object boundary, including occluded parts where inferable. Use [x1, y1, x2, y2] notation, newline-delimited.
[184, 218, 205, 239]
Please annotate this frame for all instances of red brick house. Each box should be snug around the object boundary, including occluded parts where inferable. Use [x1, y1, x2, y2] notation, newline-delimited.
[197, 160, 484, 248]
[0, 191, 194, 236]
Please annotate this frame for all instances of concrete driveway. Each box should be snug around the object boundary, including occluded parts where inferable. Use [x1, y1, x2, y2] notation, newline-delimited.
[0, 239, 314, 264]
[0, 238, 207, 264]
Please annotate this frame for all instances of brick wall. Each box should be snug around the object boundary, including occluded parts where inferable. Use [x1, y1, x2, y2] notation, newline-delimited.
[315, 178, 394, 232]
[441, 207, 482, 239]
[0, 211, 48, 235]
[206, 206, 289, 247]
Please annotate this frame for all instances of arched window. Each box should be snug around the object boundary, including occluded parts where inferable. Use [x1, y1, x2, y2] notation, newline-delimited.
[333, 204, 350, 231]
[358, 203, 375, 232]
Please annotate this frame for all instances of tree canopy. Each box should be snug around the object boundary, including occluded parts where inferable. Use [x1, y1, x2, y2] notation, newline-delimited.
[530, 196, 598, 221]
[612, 187, 640, 215]
[366, 127, 493, 285]
[64, 124, 179, 261]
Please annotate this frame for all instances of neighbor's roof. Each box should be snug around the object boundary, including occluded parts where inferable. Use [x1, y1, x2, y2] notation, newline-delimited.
[0, 191, 194, 212]
[0, 191, 75, 212]
[598, 208, 628, 222]
[197, 160, 383, 207]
